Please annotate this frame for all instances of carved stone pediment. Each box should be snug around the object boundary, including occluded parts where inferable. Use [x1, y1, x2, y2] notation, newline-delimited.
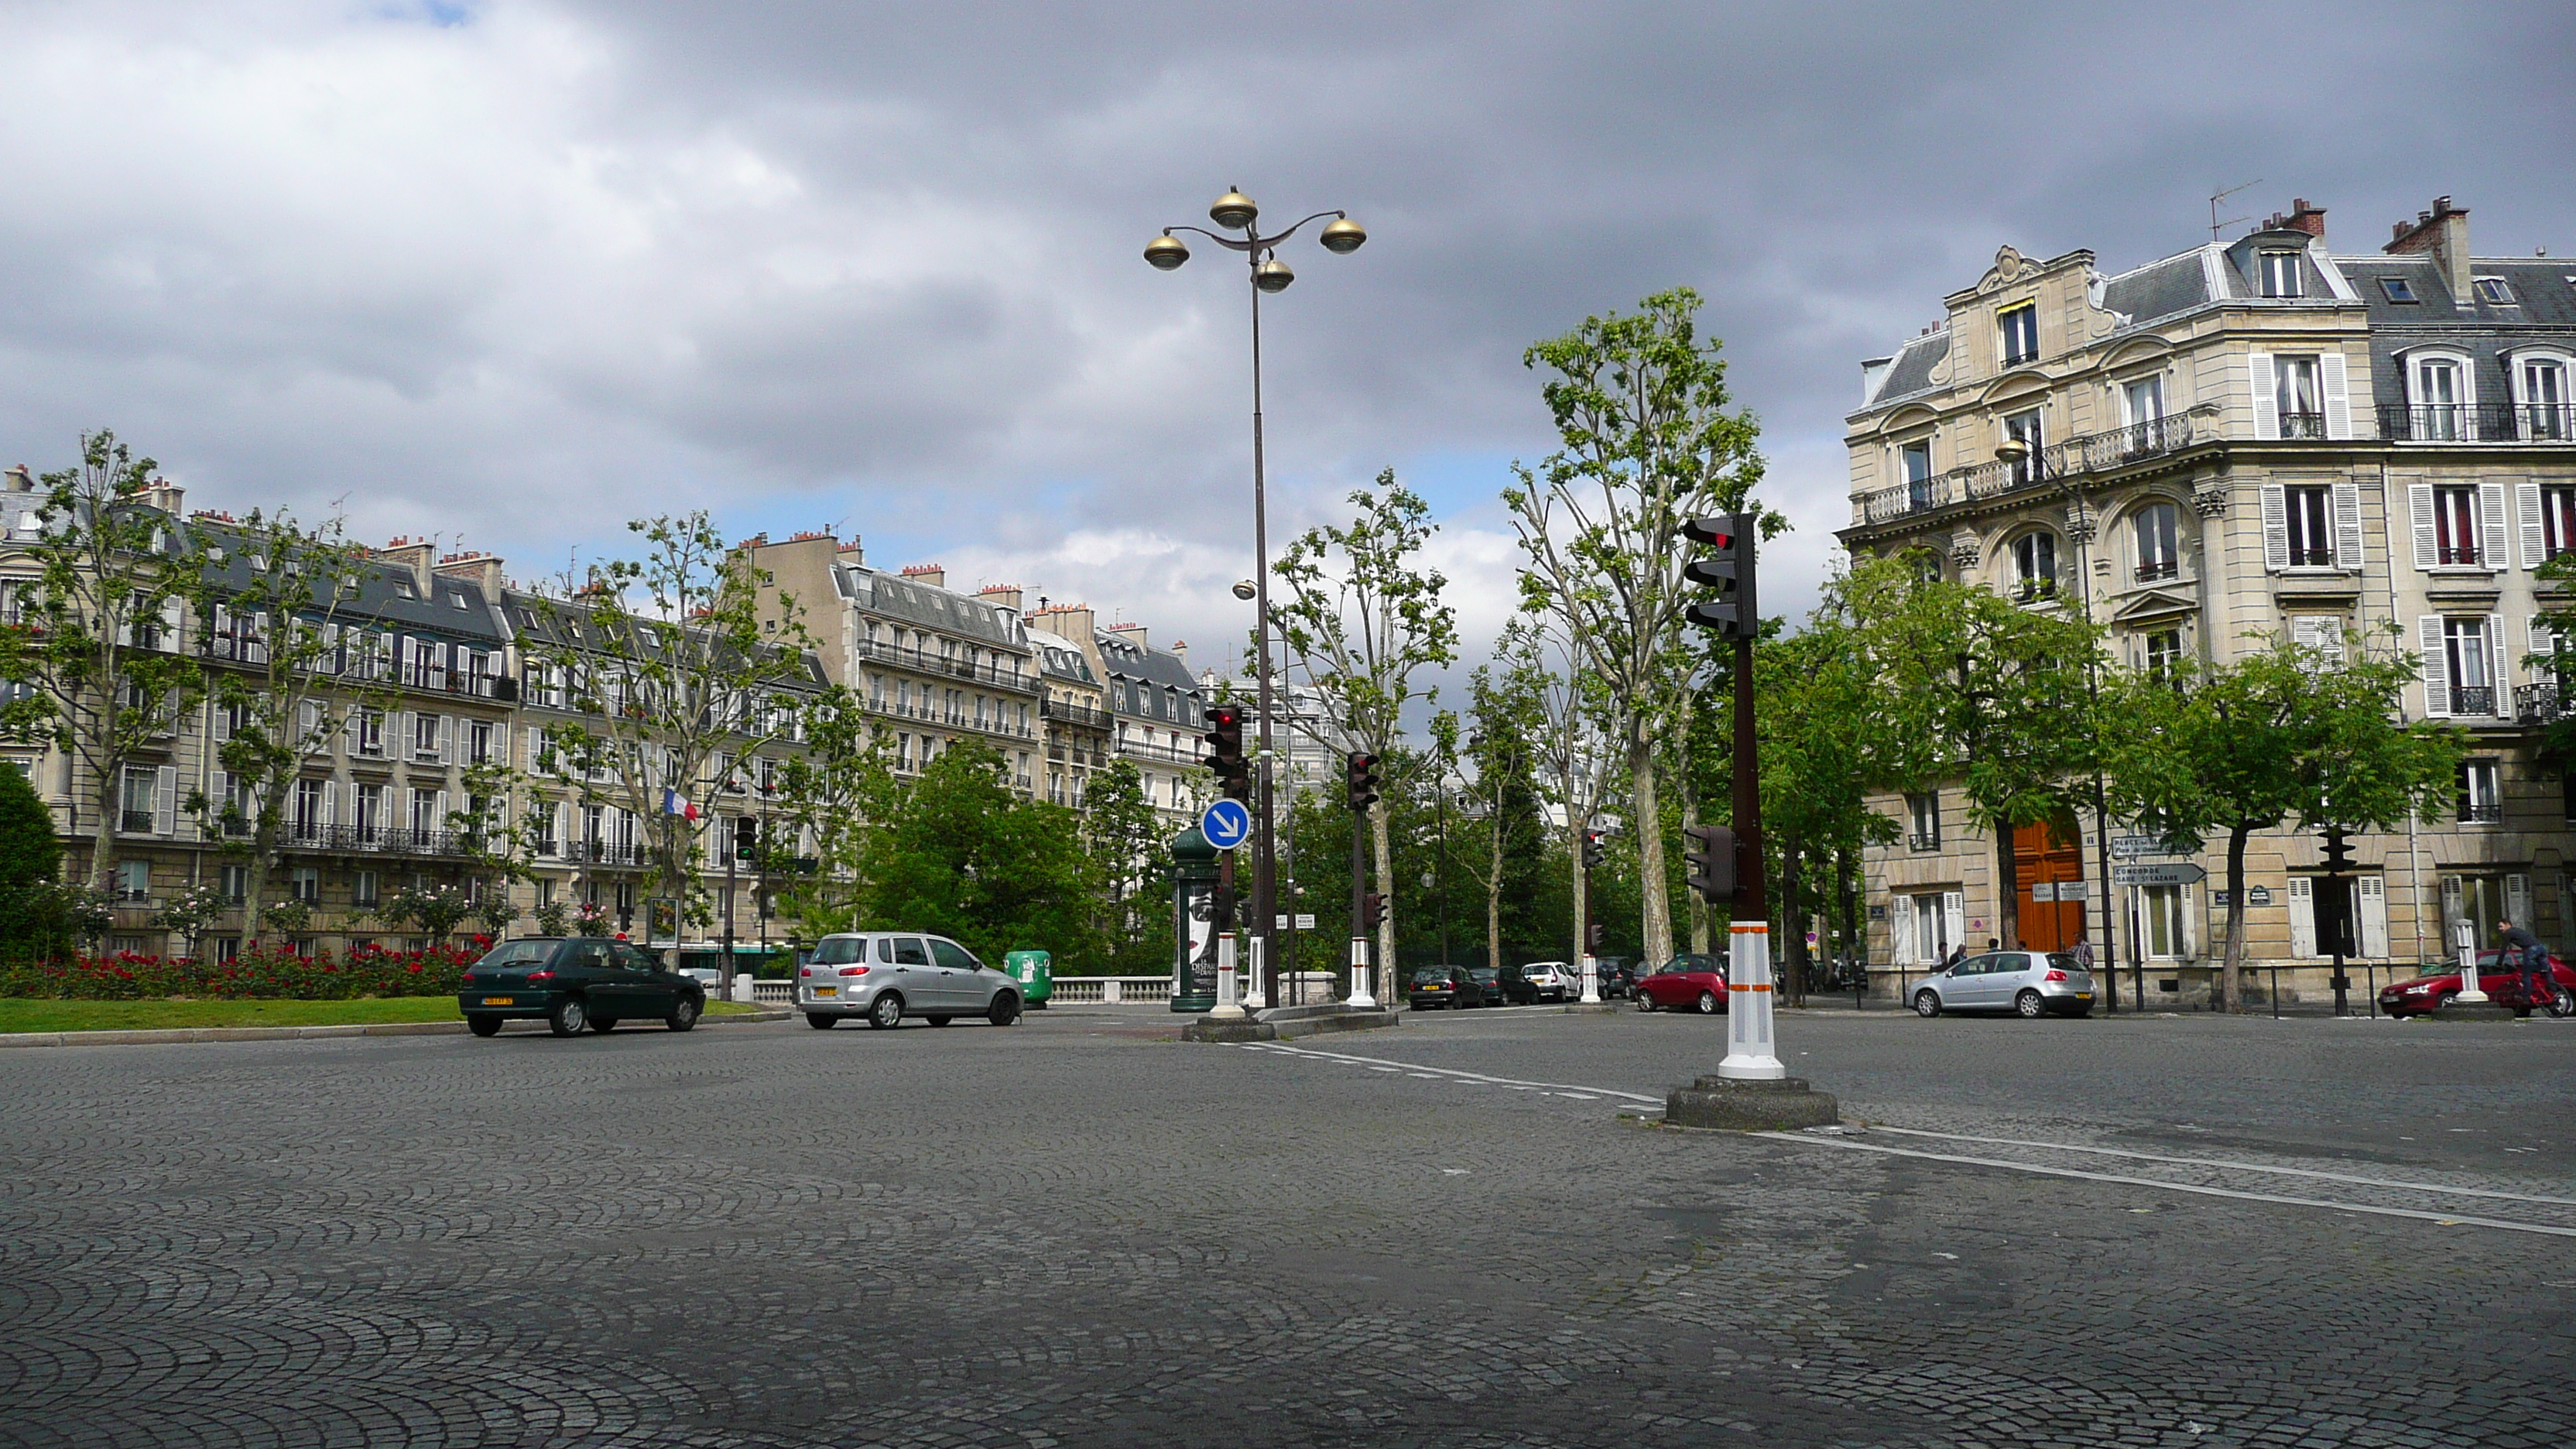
[1979, 245, 2027, 293]
[2110, 587, 2199, 625]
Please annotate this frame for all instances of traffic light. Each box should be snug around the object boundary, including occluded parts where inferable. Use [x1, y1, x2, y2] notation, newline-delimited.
[2320, 826, 2354, 875]
[2315, 826, 2357, 957]
[1682, 823, 1738, 903]
[1680, 513, 1758, 637]
[732, 816, 759, 858]
[1360, 892, 1385, 930]
[1586, 921, 1605, 951]
[1202, 704, 1250, 801]
[1345, 752, 1382, 812]
[1581, 831, 1605, 870]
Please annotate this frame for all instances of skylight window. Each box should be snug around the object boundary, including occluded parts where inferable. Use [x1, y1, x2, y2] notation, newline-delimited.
[2474, 276, 2517, 305]
[2379, 276, 2417, 303]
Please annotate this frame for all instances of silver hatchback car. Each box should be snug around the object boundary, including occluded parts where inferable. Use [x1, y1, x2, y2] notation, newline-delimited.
[798, 932, 1024, 1029]
[1912, 950, 2095, 1019]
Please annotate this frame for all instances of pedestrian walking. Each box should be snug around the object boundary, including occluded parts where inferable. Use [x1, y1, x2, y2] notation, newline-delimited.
[1944, 943, 1966, 973]
[2071, 934, 2095, 973]
[2496, 919, 2553, 1009]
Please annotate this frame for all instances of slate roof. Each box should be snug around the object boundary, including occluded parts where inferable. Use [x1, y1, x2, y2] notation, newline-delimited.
[838, 566, 1028, 653]
[2101, 249, 2218, 327]
[1872, 330, 1947, 405]
[1097, 629, 1202, 726]
[1036, 639, 1095, 684]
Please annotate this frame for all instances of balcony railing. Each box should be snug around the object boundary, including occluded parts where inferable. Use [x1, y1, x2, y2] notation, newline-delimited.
[1907, 831, 1941, 852]
[1855, 413, 2194, 526]
[2133, 560, 2179, 583]
[2445, 684, 2498, 718]
[852, 637, 1037, 694]
[1040, 697, 1112, 730]
[2458, 800, 2502, 825]
[2516, 683, 2574, 724]
[2278, 411, 2326, 440]
[121, 809, 156, 833]
[277, 823, 475, 857]
[2379, 402, 2576, 443]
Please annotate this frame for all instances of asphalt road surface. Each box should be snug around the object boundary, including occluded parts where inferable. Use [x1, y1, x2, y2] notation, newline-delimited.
[5, 1003, 2571, 1447]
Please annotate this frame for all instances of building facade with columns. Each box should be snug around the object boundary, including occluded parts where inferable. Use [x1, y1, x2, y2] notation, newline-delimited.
[1841, 194, 2576, 1006]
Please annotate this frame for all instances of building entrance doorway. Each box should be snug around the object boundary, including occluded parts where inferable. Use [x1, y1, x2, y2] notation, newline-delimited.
[2013, 810, 2085, 952]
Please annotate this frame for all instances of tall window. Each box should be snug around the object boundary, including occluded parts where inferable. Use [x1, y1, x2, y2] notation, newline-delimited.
[2275, 355, 2323, 437]
[2140, 885, 2187, 959]
[220, 865, 248, 904]
[119, 769, 155, 833]
[115, 859, 151, 903]
[1906, 793, 1940, 850]
[293, 778, 324, 838]
[355, 709, 384, 757]
[2283, 485, 2334, 566]
[2444, 618, 2494, 715]
[1909, 892, 1953, 964]
[1900, 440, 1932, 509]
[2011, 532, 2057, 599]
[1999, 304, 2038, 366]
[2412, 358, 2463, 440]
[2132, 502, 2180, 581]
[2123, 375, 2165, 434]
[2458, 759, 2502, 824]
[2521, 358, 2569, 440]
[290, 867, 319, 903]
[2541, 485, 2576, 560]
[2431, 485, 2480, 565]
[2005, 409, 2044, 485]
[355, 783, 383, 841]
[2144, 629, 2183, 682]
[2259, 251, 2303, 298]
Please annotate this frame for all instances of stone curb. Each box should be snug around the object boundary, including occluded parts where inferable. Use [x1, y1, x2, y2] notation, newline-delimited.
[0, 1007, 793, 1049]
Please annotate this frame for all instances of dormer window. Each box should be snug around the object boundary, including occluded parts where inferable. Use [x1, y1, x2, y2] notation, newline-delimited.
[2379, 276, 2418, 304]
[2473, 276, 2516, 306]
[2514, 355, 2570, 441]
[392, 577, 413, 598]
[1998, 304, 2038, 367]
[2259, 251, 2304, 298]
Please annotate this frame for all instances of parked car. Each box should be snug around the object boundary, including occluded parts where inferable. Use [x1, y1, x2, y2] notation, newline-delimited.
[1504, 961, 1578, 1003]
[2379, 952, 2576, 1018]
[1410, 966, 1480, 1009]
[797, 931, 1023, 1029]
[1467, 966, 1506, 1007]
[458, 937, 706, 1038]
[1591, 956, 1636, 999]
[1635, 953, 1730, 1014]
[1910, 951, 2094, 1018]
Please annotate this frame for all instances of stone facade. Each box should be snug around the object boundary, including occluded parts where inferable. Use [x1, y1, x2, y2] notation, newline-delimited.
[1842, 195, 2576, 1008]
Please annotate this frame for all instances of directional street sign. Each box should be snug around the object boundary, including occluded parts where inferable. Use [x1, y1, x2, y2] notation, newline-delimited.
[1199, 798, 1252, 851]
[2112, 862, 2206, 887]
[2111, 835, 2176, 858]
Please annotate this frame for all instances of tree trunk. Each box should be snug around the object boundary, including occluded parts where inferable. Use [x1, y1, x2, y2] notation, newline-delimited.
[1677, 776, 1710, 954]
[1370, 797, 1396, 1005]
[1629, 727, 1671, 968]
[1837, 845, 1858, 990]
[1994, 820, 2021, 951]
[2221, 824, 2250, 1013]
[1780, 830, 1804, 1005]
[87, 752, 118, 894]
[1568, 827, 1586, 967]
[1485, 810, 1503, 973]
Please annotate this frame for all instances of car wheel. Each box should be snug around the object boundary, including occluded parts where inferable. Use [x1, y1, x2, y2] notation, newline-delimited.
[2550, 987, 2576, 1019]
[547, 995, 587, 1037]
[927, 1016, 953, 1027]
[806, 1012, 838, 1029]
[1695, 990, 1720, 1015]
[2016, 990, 2045, 1019]
[988, 992, 1021, 1026]
[868, 992, 905, 1029]
[587, 1016, 618, 1033]
[467, 1014, 502, 1038]
[1914, 990, 1942, 1018]
[2437, 991, 2458, 1012]
[666, 995, 701, 1033]
[1635, 993, 1654, 1012]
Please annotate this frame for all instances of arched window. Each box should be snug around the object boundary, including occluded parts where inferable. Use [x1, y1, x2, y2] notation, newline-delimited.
[2010, 532, 2058, 600]
[2132, 502, 2180, 583]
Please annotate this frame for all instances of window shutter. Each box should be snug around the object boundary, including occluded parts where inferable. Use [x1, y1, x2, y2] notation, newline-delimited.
[525, 726, 543, 775]
[1942, 890, 1965, 953]
[323, 780, 338, 832]
[2507, 873, 2532, 930]
[214, 603, 231, 643]
[2180, 885, 2199, 961]
[399, 711, 416, 757]
[1891, 897, 1916, 966]
[2287, 875, 2316, 958]
[2249, 352, 2278, 439]
[2419, 616, 2449, 717]
[2478, 484, 2509, 569]
[2518, 481, 2546, 570]
[2532, 618, 2561, 680]
[345, 710, 361, 754]
[155, 765, 178, 835]
[435, 790, 449, 834]
[2359, 875, 2389, 958]
[435, 714, 450, 766]
[2490, 611, 2510, 704]
[2320, 351, 2352, 438]
[2410, 484, 2438, 571]
[249, 612, 269, 665]
[160, 596, 183, 646]
[2259, 484, 2291, 572]
[212, 770, 231, 832]
[211, 701, 231, 742]
[2331, 480, 2364, 570]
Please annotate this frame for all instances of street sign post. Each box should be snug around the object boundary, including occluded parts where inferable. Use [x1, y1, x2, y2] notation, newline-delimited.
[1199, 799, 1252, 851]
[2112, 862, 2206, 887]
[2111, 835, 2175, 858]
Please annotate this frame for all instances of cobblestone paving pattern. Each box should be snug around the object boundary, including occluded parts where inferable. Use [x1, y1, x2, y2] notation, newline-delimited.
[2, 1007, 2569, 1447]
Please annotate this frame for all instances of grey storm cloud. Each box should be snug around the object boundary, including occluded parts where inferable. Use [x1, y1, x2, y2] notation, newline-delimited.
[2, 0, 2571, 678]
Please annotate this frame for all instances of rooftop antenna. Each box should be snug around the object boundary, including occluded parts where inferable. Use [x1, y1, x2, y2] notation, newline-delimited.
[2210, 179, 2263, 243]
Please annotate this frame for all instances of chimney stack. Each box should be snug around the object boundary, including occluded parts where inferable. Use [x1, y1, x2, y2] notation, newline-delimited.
[1106, 622, 1148, 651]
[3, 464, 30, 493]
[2386, 194, 2472, 300]
[434, 550, 506, 598]
[899, 564, 946, 590]
[139, 475, 185, 517]
[1027, 602, 1096, 647]
[977, 583, 1023, 611]
[2263, 197, 2327, 242]
[373, 537, 437, 595]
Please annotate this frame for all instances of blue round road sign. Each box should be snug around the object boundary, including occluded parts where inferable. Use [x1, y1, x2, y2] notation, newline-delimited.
[1200, 798, 1252, 850]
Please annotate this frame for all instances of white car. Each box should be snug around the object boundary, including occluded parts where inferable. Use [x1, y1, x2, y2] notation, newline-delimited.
[1514, 961, 1579, 1002]
[797, 931, 1025, 1029]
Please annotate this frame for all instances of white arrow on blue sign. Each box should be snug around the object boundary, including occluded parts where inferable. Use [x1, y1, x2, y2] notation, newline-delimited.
[1200, 798, 1252, 851]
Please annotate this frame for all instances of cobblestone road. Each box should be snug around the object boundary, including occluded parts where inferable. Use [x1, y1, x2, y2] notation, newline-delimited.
[4, 1005, 2569, 1447]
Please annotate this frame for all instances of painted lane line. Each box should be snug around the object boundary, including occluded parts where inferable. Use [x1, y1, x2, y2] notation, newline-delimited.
[1863, 1125, 2576, 1210]
[1238, 1042, 1664, 1105]
[1762, 1132, 2576, 1239]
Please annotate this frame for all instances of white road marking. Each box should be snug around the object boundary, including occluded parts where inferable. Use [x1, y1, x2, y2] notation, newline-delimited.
[1235, 1041, 1663, 1105]
[1862, 1125, 2576, 1209]
[1765, 1132, 2576, 1239]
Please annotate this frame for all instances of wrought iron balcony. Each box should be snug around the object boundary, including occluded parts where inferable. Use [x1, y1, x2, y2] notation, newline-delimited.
[2133, 560, 2179, 584]
[1040, 697, 1112, 730]
[2516, 683, 2573, 724]
[1854, 413, 2194, 526]
[2445, 685, 2498, 718]
[2277, 412, 2327, 440]
[279, 823, 474, 857]
[1907, 831, 1941, 852]
[120, 810, 156, 833]
[2458, 800, 2502, 825]
[2379, 402, 2576, 443]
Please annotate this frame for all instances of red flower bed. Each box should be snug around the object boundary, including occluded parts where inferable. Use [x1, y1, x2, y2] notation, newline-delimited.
[0, 943, 487, 1001]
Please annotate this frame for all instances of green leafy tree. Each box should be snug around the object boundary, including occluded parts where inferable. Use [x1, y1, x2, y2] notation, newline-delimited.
[1437, 618, 1554, 973]
[189, 509, 395, 940]
[0, 430, 206, 892]
[1506, 289, 1774, 969]
[773, 683, 894, 937]
[1273, 472, 1458, 1002]
[154, 880, 228, 959]
[2102, 630, 2461, 1012]
[1083, 758, 1171, 975]
[0, 764, 70, 960]
[838, 740, 1103, 969]
[377, 881, 474, 944]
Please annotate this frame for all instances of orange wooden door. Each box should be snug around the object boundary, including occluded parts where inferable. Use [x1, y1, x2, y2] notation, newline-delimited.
[2012, 812, 2084, 952]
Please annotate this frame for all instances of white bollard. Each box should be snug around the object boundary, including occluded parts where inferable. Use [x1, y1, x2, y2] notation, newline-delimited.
[2456, 921, 2489, 1004]
[1242, 935, 1269, 1012]
[1347, 937, 1377, 1009]
[1212, 933, 1243, 1019]
[1717, 920, 1786, 1081]
[733, 971, 755, 1005]
[1579, 954, 1601, 1005]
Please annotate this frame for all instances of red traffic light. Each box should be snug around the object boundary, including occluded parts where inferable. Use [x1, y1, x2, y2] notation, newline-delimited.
[1681, 516, 1738, 550]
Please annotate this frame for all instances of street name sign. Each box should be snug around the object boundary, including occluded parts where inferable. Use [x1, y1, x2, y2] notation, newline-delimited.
[2112, 835, 2176, 858]
[1199, 798, 1252, 851]
[2112, 862, 2206, 887]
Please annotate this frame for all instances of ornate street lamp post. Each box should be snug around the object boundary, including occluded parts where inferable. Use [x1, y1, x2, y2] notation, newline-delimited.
[1145, 188, 1367, 1006]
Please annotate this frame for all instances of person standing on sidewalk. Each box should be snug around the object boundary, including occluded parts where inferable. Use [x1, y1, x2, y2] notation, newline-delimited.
[2071, 933, 2095, 976]
[2497, 920, 2552, 1009]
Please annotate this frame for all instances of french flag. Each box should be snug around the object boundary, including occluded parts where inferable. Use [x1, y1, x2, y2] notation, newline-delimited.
[661, 787, 701, 821]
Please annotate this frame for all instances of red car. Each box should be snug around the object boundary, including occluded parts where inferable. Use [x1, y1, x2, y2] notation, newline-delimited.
[1634, 953, 1730, 1015]
[2379, 951, 2576, 1018]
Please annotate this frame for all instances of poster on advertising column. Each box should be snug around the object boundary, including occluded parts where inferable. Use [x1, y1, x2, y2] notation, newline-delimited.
[1180, 881, 1220, 1002]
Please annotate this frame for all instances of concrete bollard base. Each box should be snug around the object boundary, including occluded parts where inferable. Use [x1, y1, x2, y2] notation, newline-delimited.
[1664, 1075, 1840, 1131]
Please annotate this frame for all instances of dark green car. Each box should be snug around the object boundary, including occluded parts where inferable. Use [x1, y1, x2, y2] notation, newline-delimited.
[457, 937, 706, 1039]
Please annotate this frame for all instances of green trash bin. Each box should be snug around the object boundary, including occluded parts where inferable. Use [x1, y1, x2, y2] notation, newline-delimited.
[1005, 950, 1053, 1009]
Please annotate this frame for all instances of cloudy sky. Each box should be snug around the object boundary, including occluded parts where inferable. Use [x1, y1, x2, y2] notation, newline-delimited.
[5, 0, 2572, 683]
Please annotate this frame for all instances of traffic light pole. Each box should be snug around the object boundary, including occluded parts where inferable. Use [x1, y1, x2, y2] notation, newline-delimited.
[1718, 630, 1783, 1081]
[1246, 264, 1282, 1016]
[1347, 794, 1374, 1007]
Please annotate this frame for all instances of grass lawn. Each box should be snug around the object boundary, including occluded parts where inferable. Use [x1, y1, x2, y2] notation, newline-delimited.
[1, 996, 769, 1033]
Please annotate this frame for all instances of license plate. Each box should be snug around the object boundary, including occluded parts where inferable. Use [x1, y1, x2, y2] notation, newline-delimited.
[481, 996, 512, 1005]
[814, 986, 835, 996]
[2076, 993, 2093, 1000]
